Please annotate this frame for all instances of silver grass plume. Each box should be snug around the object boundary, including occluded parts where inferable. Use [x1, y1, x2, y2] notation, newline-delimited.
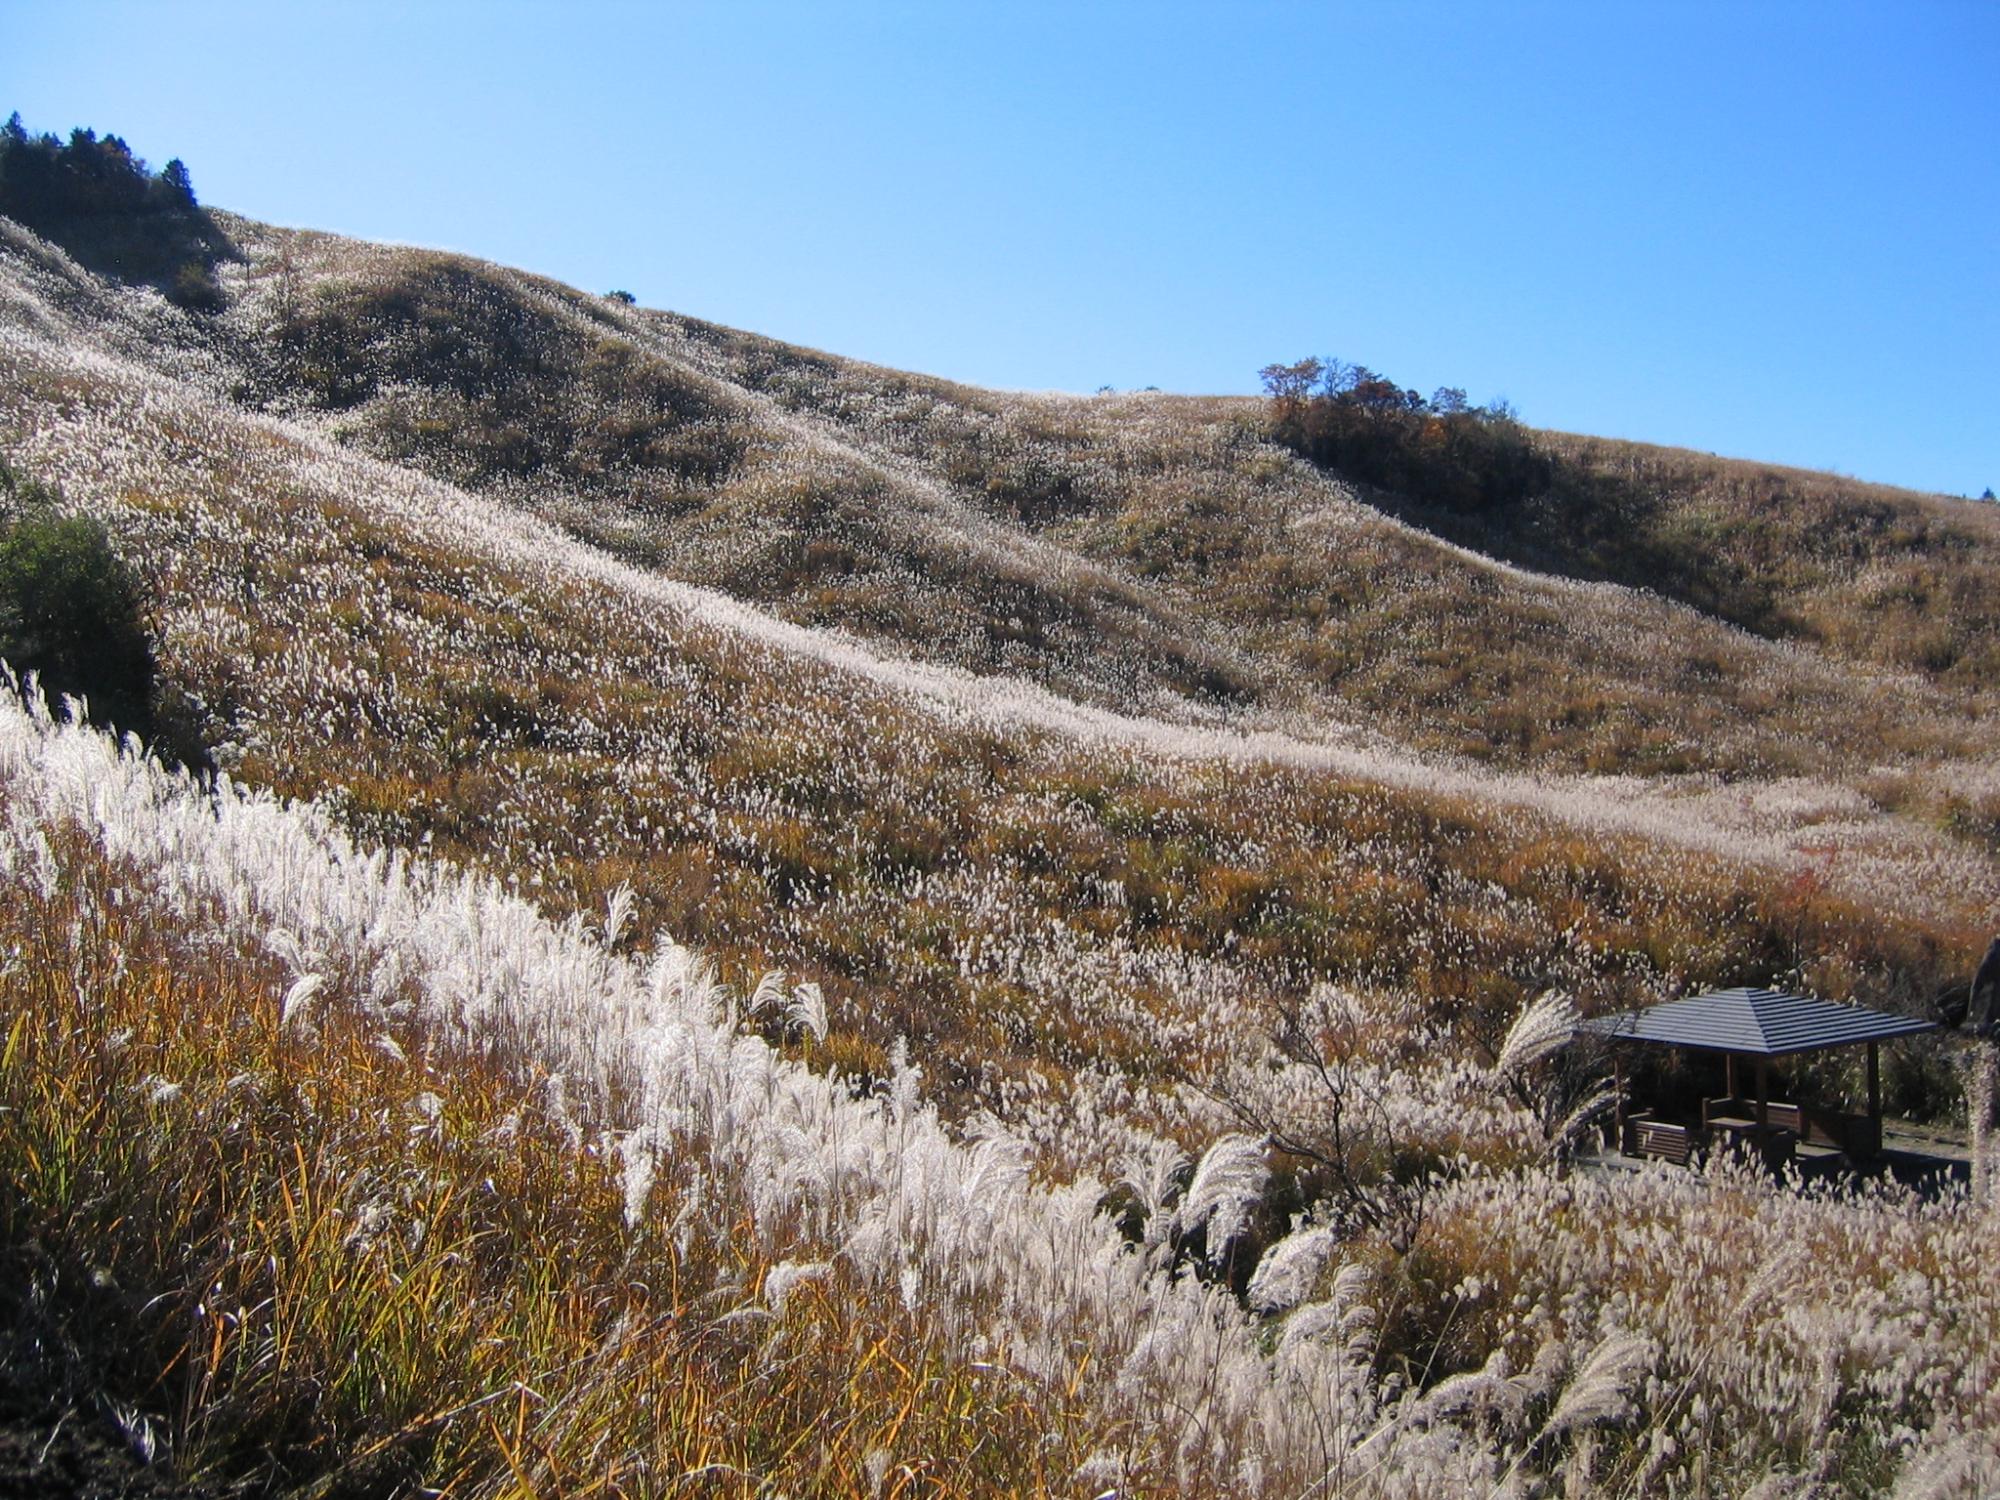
[958, 1115, 1029, 1218]
[786, 981, 828, 1043]
[1181, 1133, 1268, 1262]
[763, 1259, 830, 1315]
[620, 1131, 658, 1228]
[1969, 1046, 1996, 1207]
[143, 1075, 183, 1106]
[542, 1072, 584, 1152]
[1736, 1242, 1807, 1318]
[602, 882, 636, 948]
[1278, 1262, 1376, 1363]
[1890, 1429, 2000, 1500]
[1544, 1329, 1656, 1436]
[885, 1037, 922, 1125]
[1546, 1081, 1620, 1155]
[1120, 1138, 1188, 1247]
[864, 1447, 893, 1498]
[1494, 988, 1579, 1081]
[1246, 1222, 1336, 1314]
[280, 972, 325, 1031]
[1417, 1347, 1532, 1433]
[744, 969, 787, 1020]
[264, 926, 316, 976]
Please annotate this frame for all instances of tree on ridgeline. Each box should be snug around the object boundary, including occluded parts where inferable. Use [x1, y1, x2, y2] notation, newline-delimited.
[1259, 354, 1552, 512]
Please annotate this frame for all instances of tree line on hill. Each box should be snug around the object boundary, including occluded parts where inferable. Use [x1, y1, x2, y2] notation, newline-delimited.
[1260, 356, 1553, 513]
[0, 111, 234, 310]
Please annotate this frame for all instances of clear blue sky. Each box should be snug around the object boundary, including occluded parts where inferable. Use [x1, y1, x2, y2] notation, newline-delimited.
[5, 1, 1996, 495]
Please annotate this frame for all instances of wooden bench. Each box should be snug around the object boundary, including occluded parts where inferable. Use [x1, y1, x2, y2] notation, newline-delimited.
[1624, 1114, 1698, 1164]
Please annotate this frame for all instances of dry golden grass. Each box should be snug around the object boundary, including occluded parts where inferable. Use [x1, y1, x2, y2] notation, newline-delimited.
[2, 205, 1997, 1493]
[206, 222, 2000, 791]
[0, 818, 1110, 1497]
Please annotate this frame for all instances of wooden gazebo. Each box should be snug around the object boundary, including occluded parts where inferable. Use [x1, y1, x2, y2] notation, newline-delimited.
[1581, 987, 1937, 1167]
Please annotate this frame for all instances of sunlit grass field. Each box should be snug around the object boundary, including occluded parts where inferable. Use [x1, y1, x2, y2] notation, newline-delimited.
[1, 204, 1996, 1494]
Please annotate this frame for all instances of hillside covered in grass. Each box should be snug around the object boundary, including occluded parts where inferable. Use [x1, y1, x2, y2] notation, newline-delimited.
[216, 219, 2000, 793]
[1, 127, 1998, 1496]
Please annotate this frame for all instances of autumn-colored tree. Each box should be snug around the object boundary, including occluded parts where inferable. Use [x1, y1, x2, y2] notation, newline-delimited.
[1259, 353, 1551, 511]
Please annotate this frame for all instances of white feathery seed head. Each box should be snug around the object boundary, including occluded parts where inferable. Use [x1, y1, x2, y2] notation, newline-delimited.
[1495, 988, 1579, 1081]
[763, 1259, 830, 1316]
[280, 972, 325, 1031]
[786, 981, 828, 1042]
[1246, 1222, 1336, 1314]
[603, 882, 636, 948]
[1545, 1329, 1657, 1437]
[1181, 1133, 1268, 1261]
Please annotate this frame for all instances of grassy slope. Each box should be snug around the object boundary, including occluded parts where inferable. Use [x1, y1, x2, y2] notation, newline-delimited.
[608, 296, 2000, 783]
[1, 210, 1998, 1495]
[215, 217, 2000, 795]
[0, 210, 1988, 1139]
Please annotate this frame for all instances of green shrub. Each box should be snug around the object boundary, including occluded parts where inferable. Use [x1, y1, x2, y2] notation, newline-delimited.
[0, 458, 154, 736]
[166, 257, 227, 312]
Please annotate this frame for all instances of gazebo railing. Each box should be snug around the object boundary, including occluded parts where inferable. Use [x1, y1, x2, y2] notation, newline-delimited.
[1622, 1111, 1800, 1170]
[1621, 1113, 1699, 1165]
[1700, 1096, 1880, 1158]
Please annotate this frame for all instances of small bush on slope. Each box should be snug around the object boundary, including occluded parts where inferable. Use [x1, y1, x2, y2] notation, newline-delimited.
[0, 456, 211, 775]
[1260, 355, 1552, 514]
[0, 455, 155, 738]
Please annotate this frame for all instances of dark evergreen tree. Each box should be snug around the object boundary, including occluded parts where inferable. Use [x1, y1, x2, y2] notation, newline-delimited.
[158, 157, 196, 207]
[0, 112, 234, 307]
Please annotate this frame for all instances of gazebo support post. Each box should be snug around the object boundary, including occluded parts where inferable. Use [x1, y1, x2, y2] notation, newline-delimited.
[1725, 1053, 1738, 1104]
[1867, 1041, 1880, 1122]
[1613, 1051, 1626, 1151]
[1756, 1059, 1770, 1130]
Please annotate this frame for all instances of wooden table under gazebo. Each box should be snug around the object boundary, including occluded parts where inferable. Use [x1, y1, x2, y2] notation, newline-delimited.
[1580, 987, 1937, 1168]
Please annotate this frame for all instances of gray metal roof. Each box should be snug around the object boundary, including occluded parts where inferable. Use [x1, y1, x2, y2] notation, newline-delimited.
[1580, 987, 1937, 1057]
